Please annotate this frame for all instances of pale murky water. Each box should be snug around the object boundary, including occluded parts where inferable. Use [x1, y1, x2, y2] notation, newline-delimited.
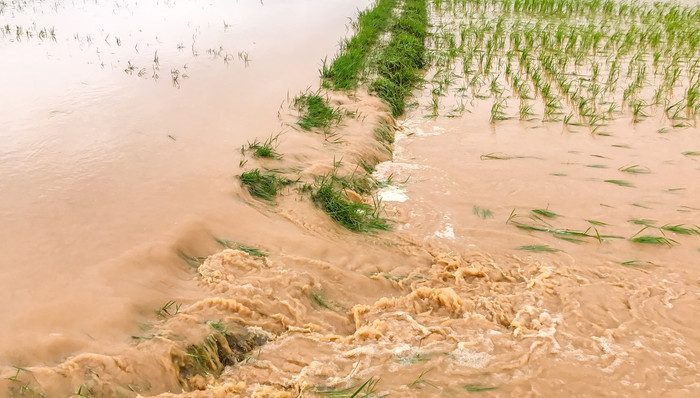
[0, 0, 370, 366]
[2, 0, 700, 397]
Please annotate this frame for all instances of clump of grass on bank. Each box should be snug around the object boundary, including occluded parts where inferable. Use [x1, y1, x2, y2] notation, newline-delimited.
[372, 0, 428, 117]
[245, 135, 281, 159]
[240, 168, 295, 201]
[321, 0, 399, 89]
[294, 93, 343, 131]
[308, 167, 389, 233]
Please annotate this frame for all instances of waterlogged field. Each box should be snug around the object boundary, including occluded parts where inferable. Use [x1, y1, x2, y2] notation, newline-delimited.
[2, 0, 700, 397]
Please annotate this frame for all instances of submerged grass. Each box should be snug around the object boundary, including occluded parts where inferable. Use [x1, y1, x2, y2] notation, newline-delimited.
[246, 135, 281, 159]
[311, 377, 380, 398]
[630, 236, 677, 246]
[215, 238, 268, 257]
[240, 169, 295, 201]
[294, 93, 343, 131]
[516, 245, 560, 252]
[310, 170, 389, 232]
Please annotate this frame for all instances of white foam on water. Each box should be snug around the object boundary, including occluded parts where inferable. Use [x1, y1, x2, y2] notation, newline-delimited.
[377, 186, 408, 202]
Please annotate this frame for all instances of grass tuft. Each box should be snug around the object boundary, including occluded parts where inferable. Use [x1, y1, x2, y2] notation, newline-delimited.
[294, 93, 343, 131]
[309, 168, 389, 233]
[240, 169, 294, 201]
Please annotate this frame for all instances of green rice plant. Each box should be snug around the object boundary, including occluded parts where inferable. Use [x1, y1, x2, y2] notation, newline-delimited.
[178, 251, 208, 268]
[630, 100, 648, 122]
[604, 179, 635, 188]
[480, 152, 518, 160]
[240, 169, 294, 201]
[156, 300, 182, 318]
[619, 165, 651, 174]
[621, 260, 650, 269]
[294, 94, 343, 131]
[519, 102, 534, 120]
[628, 218, 656, 227]
[659, 224, 700, 235]
[473, 206, 494, 219]
[311, 377, 379, 397]
[489, 99, 509, 122]
[682, 151, 700, 157]
[532, 209, 560, 218]
[586, 219, 608, 226]
[396, 352, 431, 364]
[215, 238, 268, 257]
[407, 369, 437, 388]
[517, 245, 560, 252]
[629, 236, 677, 246]
[464, 384, 499, 392]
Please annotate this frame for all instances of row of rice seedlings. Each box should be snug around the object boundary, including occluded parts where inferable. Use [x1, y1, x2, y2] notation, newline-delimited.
[0, 24, 55, 41]
[372, 0, 429, 117]
[432, 0, 699, 127]
[321, 0, 399, 89]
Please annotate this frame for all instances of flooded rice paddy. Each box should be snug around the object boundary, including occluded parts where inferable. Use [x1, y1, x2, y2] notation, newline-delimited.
[2, 0, 700, 397]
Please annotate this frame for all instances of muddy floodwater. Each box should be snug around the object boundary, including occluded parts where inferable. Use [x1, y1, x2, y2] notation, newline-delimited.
[2, 0, 700, 397]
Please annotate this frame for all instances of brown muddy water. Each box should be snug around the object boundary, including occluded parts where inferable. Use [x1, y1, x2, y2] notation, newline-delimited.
[2, 0, 700, 397]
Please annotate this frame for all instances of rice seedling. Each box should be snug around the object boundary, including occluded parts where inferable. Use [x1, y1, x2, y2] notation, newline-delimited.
[619, 165, 651, 174]
[621, 260, 650, 269]
[480, 152, 517, 160]
[311, 377, 379, 397]
[215, 238, 268, 257]
[516, 245, 560, 252]
[464, 384, 499, 392]
[7, 366, 30, 382]
[407, 369, 437, 388]
[628, 218, 656, 227]
[586, 219, 607, 226]
[240, 169, 295, 201]
[532, 209, 560, 218]
[156, 300, 182, 318]
[659, 224, 700, 235]
[294, 93, 343, 131]
[473, 206, 494, 219]
[178, 251, 208, 268]
[629, 236, 677, 246]
[75, 384, 93, 398]
[396, 352, 431, 364]
[604, 179, 635, 188]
